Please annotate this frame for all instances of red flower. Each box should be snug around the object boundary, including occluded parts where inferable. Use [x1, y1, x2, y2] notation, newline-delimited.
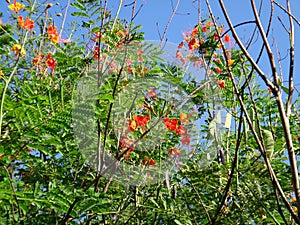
[191, 26, 199, 37]
[176, 125, 187, 135]
[214, 33, 220, 41]
[181, 135, 190, 145]
[164, 118, 178, 131]
[217, 80, 225, 88]
[215, 67, 222, 74]
[93, 46, 100, 59]
[202, 26, 207, 32]
[133, 115, 150, 131]
[224, 34, 230, 43]
[188, 38, 200, 51]
[142, 158, 156, 167]
[18, 16, 34, 30]
[45, 54, 56, 70]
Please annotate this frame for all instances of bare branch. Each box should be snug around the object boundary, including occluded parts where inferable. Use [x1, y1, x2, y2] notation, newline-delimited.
[286, 0, 295, 118]
[160, 0, 181, 46]
[272, 0, 300, 26]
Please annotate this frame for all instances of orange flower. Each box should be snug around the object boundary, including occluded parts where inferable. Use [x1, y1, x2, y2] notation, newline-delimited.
[176, 50, 185, 64]
[224, 34, 230, 43]
[127, 65, 134, 74]
[142, 158, 156, 167]
[191, 26, 199, 37]
[47, 25, 59, 43]
[18, 16, 34, 30]
[32, 54, 44, 66]
[45, 54, 56, 70]
[205, 21, 213, 28]
[178, 42, 184, 49]
[128, 119, 137, 132]
[0, 69, 3, 79]
[164, 118, 178, 131]
[217, 80, 225, 88]
[291, 197, 297, 203]
[116, 28, 128, 37]
[133, 115, 150, 131]
[8, 2, 24, 13]
[188, 38, 200, 51]
[180, 112, 189, 125]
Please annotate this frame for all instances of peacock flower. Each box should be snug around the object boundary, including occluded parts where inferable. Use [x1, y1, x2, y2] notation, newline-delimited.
[45, 54, 56, 70]
[18, 16, 34, 30]
[8, 2, 25, 13]
[47, 25, 59, 43]
[12, 44, 26, 57]
[217, 80, 226, 88]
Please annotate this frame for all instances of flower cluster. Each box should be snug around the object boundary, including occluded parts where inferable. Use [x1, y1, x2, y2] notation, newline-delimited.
[164, 116, 190, 146]
[176, 20, 235, 89]
[32, 53, 57, 76]
[128, 115, 150, 132]
[18, 16, 34, 30]
[47, 25, 59, 44]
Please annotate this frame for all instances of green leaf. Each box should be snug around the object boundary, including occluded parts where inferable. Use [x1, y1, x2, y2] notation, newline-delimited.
[70, 2, 85, 11]
[174, 219, 184, 225]
[262, 129, 274, 160]
[71, 12, 89, 18]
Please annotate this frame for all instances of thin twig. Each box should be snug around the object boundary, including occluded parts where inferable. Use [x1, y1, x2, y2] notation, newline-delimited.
[59, 0, 71, 39]
[272, 0, 300, 26]
[285, 0, 294, 118]
[159, 0, 181, 47]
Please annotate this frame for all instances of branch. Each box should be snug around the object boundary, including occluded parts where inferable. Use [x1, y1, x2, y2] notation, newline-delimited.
[159, 0, 181, 46]
[217, 0, 275, 91]
[285, 0, 295, 118]
[272, 0, 300, 26]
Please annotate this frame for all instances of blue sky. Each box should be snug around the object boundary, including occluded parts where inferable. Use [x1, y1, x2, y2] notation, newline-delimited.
[1, 0, 299, 90]
[116, 0, 300, 89]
